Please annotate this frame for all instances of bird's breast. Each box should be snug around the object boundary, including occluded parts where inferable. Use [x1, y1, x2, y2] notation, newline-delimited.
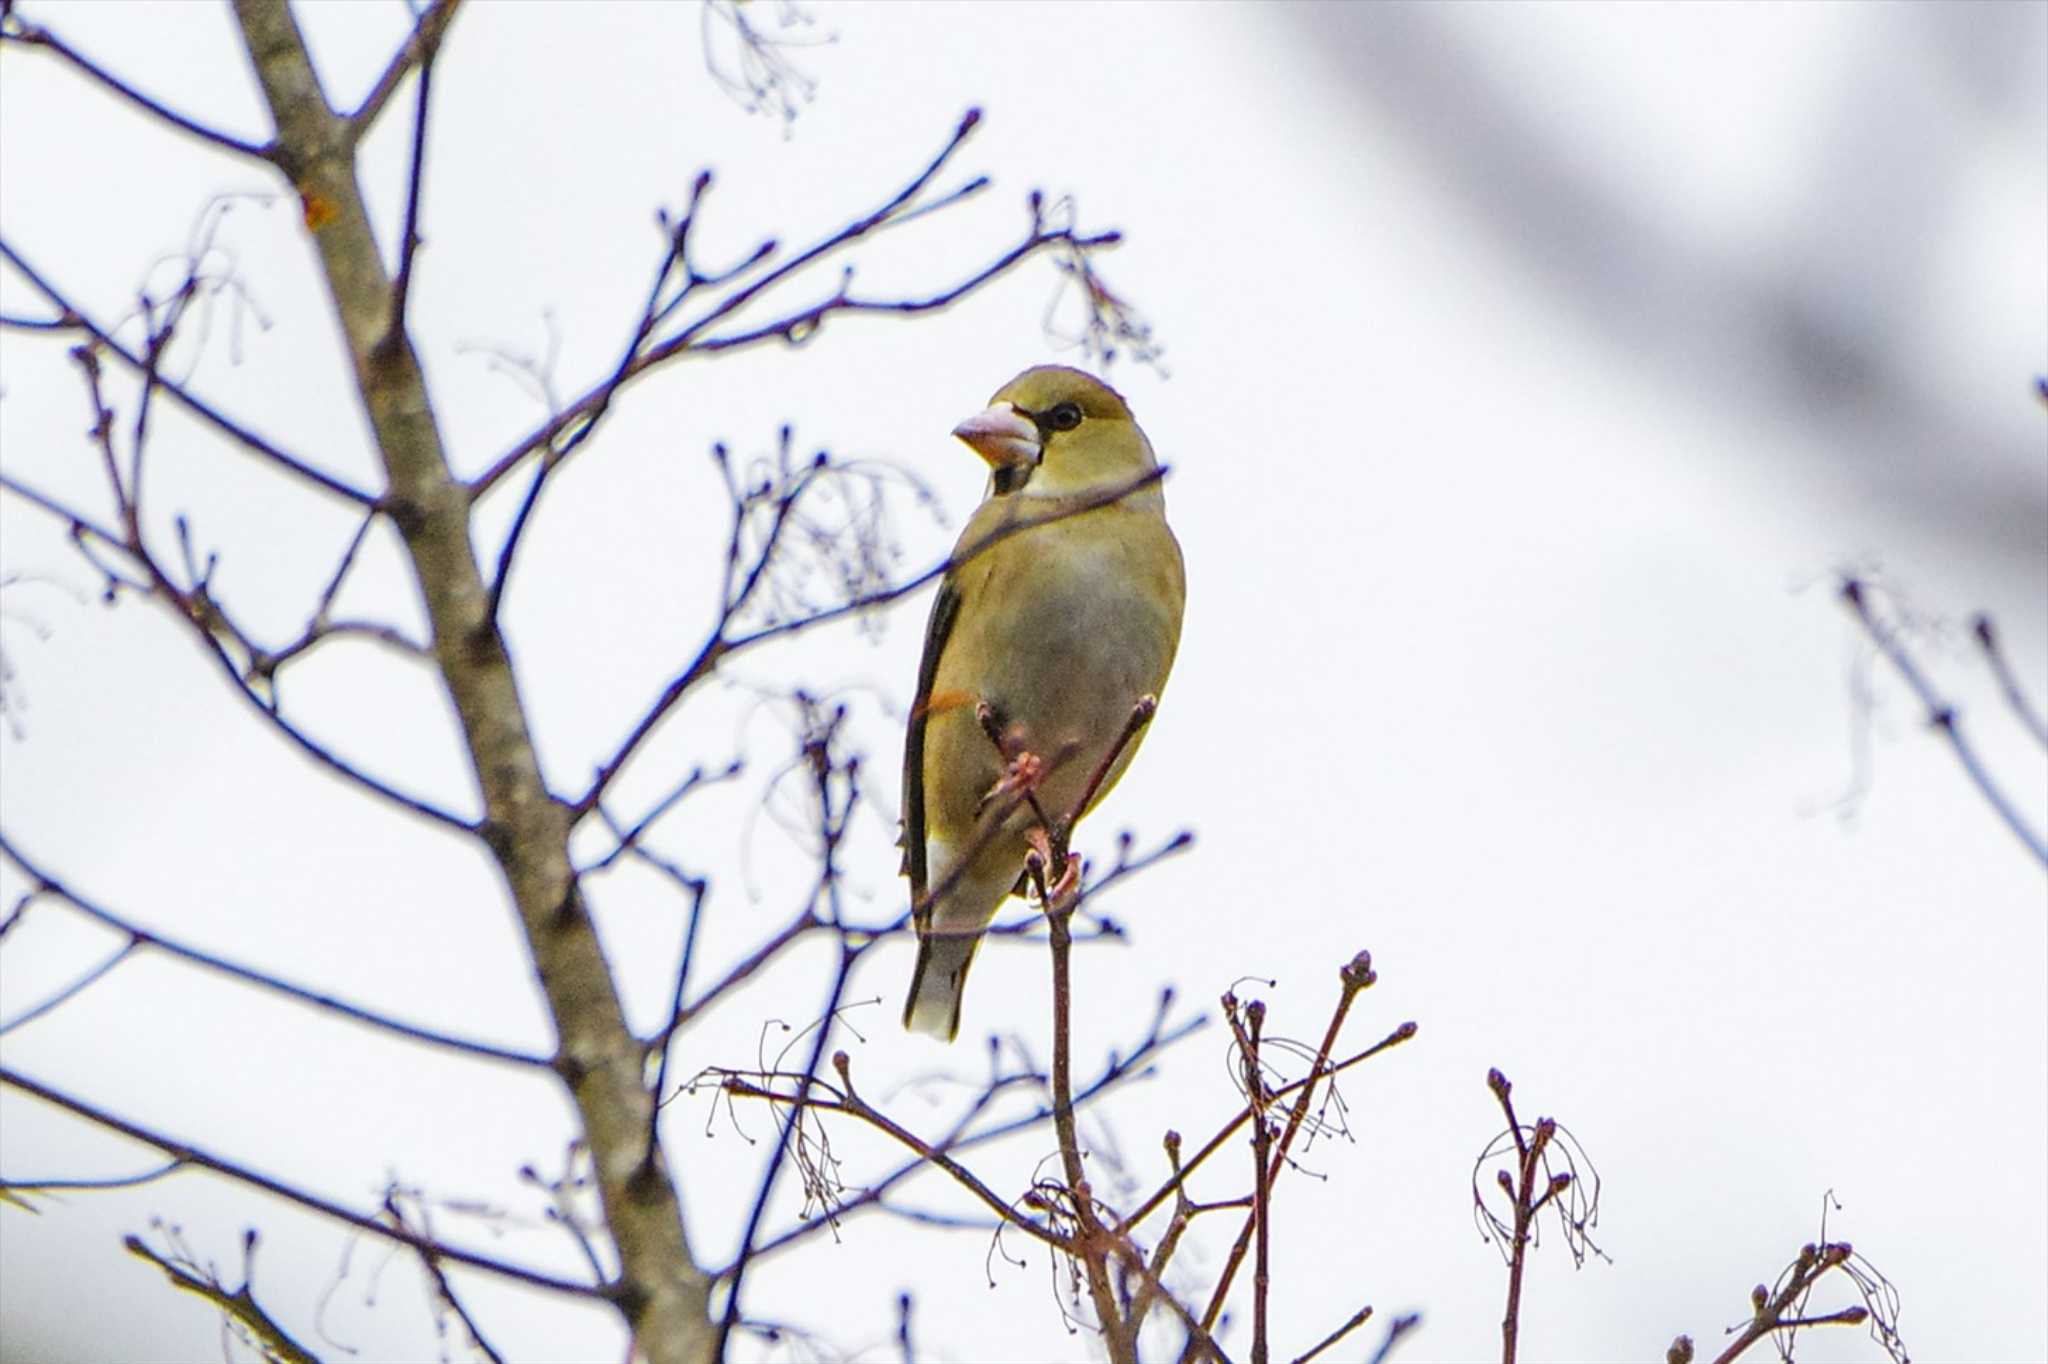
[925, 506, 1184, 838]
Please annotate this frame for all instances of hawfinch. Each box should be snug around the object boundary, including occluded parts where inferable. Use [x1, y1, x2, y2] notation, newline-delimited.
[902, 366, 1184, 1040]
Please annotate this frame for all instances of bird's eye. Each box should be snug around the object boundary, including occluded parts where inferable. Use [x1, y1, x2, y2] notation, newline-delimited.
[1046, 402, 1083, 432]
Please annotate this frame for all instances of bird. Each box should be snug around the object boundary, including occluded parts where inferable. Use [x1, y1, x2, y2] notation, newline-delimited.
[901, 366, 1184, 1041]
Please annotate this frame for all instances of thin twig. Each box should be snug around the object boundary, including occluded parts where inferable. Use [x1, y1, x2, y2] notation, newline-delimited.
[0, 941, 137, 1036]
[0, 1160, 185, 1197]
[731, 1008, 1204, 1267]
[1187, 955, 1384, 1359]
[714, 703, 868, 1358]
[1035, 857, 1133, 1360]
[385, 1192, 508, 1364]
[1120, 1020, 1417, 1238]
[1841, 577, 2048, 867]
[347, 0, 461, 137]
[466, 109, 1123, 502]
[1973, 613, 2048, 748]
[715, 1065, 1065, 1254]
[1247, 1003, 1273, 1364]
[385, 29, 435, 339]
[1292, 1305, 1376, 1364]
[575, 465, 1166, 818]
[125, 1232, 317, 1364]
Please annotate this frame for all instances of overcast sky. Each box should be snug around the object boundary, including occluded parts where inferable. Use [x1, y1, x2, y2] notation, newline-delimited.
[2, 3, 2044, 1362]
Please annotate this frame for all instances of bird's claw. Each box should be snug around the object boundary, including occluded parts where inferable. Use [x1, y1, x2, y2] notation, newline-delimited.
[1025, 827, 1081, 910]
[976, 743, 1045, 818]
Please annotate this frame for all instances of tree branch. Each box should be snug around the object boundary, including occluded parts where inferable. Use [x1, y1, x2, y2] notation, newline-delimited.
[465, 110, 1121, 503]
[0, 237, 380, 508]
[0, 832, 552, 1068]
[1840, 577, 2048, 868]
[0, 13, 275, 160]
[229, 4, 715, 1358]
[346, 0, 461, 138]
[0, 1065, 607, 1301]
[574, 465, 1166, 819]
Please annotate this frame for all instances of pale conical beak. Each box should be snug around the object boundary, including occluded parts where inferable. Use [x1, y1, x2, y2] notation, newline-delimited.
[951, 401, 1041, 470]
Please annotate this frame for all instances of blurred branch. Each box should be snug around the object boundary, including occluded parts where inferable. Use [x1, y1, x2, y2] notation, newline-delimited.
[384, 1190, 508, 1364]
[701, 0, 831, 128]
[346, 0, 460, 136]
[1973, 613, 2048, 748]
[384, 16, 436, 337]
[0, 936, 135, 1037]
[1840, 576, 2048, 867]
[0, 1160, 186, 1212]
[1291, 1305, 1375, 1364]
[126, 1228, 318, 1364]
[1365, 1312, 1424, 1364]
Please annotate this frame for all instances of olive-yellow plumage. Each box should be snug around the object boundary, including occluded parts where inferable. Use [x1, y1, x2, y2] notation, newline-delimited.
[902, 367, 1184, 1040]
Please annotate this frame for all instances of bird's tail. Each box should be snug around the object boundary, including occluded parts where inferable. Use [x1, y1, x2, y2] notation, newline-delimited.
[903, 930, 982, 1041]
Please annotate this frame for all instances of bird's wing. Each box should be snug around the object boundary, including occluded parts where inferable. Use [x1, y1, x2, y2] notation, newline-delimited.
[902, 570, 963, 918]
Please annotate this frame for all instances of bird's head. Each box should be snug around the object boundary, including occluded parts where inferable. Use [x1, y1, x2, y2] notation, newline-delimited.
[951, 366, 1158, 498]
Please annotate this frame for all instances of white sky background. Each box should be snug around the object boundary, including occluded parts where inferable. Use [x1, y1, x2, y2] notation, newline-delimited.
[1, 2, 2044, 1362]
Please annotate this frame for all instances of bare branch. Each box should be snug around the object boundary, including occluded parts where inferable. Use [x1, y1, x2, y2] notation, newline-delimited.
[0, 832, 551, 1067]
[1, 1065, 608, 1301]
[1702, 1225, 1908, 1364]
[466, 109, 1124, 502]
[732, 1004, 1205, 1267]
[1187, 957, 1383, 1363]
[1840, 576, 2048, 867]
[575, 465, 1166, 818]
[712, 1057, 1066, 1255]
[701, 0, 831, 128]
[346, 0, 461, 136]
[1473, 1069, 1607, 1364]
[385, 28, 435, 338]
[0, 238, 379, 508]
[1291, 1305, 1376, 1364]
[0, 939, 137, 1036]
[7, 363, 467, 829]
[384, 1191, 509, 1364]
[1120, 1016, 1418, 1238]
[126, 1229, 319, 1364]
[1973, 613, 2048, 748]
[0, 13, 274, 160]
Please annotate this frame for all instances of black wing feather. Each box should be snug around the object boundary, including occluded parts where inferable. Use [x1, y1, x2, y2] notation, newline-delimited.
[903, 574, 962, 916]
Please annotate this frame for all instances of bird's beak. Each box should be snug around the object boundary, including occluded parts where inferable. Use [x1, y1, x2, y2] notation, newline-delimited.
[951, 401, 1041, 471]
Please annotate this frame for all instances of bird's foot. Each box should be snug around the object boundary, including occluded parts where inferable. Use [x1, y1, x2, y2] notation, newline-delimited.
[977, 744, 1046, 817]
[1025, 827, 1081, 911]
